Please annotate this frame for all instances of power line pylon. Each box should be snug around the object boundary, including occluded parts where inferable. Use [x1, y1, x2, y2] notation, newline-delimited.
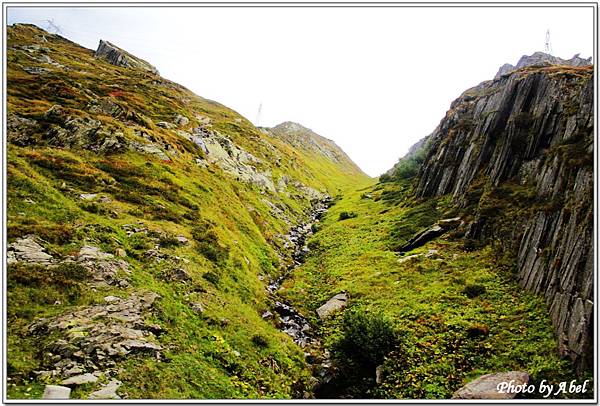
[45, 19, 63, 35]
[544, 29, 553, 55]
[255, 101, 263, 127]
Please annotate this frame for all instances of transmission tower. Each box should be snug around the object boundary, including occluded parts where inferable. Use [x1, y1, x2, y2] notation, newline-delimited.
[44, 19, 63, 35]
[544, 29, 553, 55]
[255, 101, 263, 127]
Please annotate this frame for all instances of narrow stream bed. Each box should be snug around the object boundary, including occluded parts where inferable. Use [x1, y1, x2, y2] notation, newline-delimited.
[264, 197, 333, 397]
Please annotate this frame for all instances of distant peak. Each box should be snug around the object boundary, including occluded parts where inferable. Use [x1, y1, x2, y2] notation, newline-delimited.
[273, 121, 309, 132]
[495, 51, 592, 79]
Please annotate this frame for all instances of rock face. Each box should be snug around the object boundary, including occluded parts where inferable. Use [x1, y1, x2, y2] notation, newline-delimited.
[411, 61, 593, 372]
[452, 371, 530, 399]
[95, 40, 159, 75]
[495, 52, 591, 78]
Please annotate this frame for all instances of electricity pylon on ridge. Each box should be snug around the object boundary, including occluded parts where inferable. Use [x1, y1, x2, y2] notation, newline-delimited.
[545, 29, 553, 55]
[44, 19, 63, 35]
[255, 102, 263, 127]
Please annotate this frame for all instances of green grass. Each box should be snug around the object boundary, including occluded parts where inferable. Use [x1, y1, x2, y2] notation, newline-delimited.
[280, 181, 589, 399]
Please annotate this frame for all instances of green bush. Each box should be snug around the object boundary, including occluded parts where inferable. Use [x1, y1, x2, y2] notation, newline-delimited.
[463, 284, 486, 298]
[333, 308, 400, 368]
[202, 271, 220, 286]
[251, 334, 269, 348]
[338, 211, 357, 221]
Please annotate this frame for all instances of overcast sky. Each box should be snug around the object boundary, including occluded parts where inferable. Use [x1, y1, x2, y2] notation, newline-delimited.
[6, 6, 594, 176]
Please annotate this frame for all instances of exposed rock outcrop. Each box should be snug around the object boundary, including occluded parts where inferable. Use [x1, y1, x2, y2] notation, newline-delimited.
[29, 292, 162, 381]
[495, 51, 591, 78]
[411, 60, 593, 372]
[7, 235, 54, 265]
[95, 40, 159, 75]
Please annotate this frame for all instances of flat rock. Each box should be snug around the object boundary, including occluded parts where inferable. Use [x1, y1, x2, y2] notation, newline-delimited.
[77, 245, 114, 261]
[316, 293, 348, 319]
[79, 193, 97, 200]
[88, 379, 122, 400]
[42, 385, 71, 399]
[398, 254, 421, 264]
[61, 372, 98, 386]
[7, 235, 53, 265]
[452, 371, 530, 399]
[399, 218, 461, 253]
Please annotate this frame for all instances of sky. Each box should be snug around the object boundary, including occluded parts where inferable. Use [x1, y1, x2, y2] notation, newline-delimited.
[6, 6, 595, 176]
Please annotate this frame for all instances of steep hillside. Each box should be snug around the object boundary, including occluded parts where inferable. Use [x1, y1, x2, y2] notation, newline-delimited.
[5, 23, 370, 400]
[413, 63, 593, 373]
[282, 57, 593, 399]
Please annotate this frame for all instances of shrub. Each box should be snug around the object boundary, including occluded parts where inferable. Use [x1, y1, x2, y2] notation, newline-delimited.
[158, 234, 182, 247]
[338, 211, 357, 221]
[379, 173, 392, 183]
[466, 323, 490, 338]
[251, 334, 269, 348]
[202, 271, 220, 286]
[463, 284, 486, 298]
[333, 308, 400, 368]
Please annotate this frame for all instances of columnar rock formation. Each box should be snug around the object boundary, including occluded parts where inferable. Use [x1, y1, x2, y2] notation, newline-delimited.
[413, 60, 593, 372]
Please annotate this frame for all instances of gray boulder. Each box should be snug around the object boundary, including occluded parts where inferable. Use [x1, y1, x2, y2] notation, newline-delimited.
[398, 218, 461, 253]
[88, 379, 122, 400]
[452, 371, 530, 399]
[174, 114, 189, 126]
[61, 373, 98, 386]
[316, 293, 348, 319]
[42, 385, 71, 399]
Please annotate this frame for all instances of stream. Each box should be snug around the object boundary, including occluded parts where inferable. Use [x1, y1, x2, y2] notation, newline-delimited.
[263, 197, 334, 396]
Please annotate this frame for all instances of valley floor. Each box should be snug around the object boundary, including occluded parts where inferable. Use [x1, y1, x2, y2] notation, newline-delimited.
[280, 180, 592, 399]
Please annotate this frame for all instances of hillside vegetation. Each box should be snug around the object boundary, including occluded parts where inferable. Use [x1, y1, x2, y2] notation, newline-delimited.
[6, 23, 370, 400]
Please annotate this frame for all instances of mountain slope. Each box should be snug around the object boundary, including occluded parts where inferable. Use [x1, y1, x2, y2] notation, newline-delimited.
[281, 57, 593, 399]
[6, 23, 370, 400]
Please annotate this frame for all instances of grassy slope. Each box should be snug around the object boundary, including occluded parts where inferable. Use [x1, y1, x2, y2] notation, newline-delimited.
[280, 180, 590, 399]
[6, 24, 370, 399]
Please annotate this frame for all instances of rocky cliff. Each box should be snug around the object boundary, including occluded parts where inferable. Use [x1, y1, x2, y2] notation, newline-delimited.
[412, 60, 593, 372]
